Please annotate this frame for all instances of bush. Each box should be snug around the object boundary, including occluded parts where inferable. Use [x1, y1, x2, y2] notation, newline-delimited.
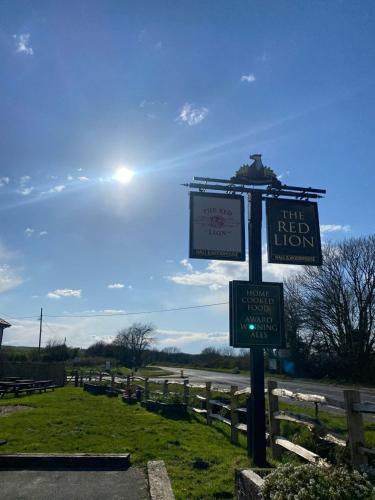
[261, 464, 375, 500]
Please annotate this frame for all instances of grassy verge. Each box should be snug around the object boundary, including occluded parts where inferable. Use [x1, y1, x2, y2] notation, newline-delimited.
[0, 387, 249, 499]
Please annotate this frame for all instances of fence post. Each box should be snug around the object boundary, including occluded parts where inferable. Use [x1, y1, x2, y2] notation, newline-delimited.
[163, 380, 169, 399]
[267, 380, 282, 460]
[144, 377, 149, 402]
[79, 372, 83, 387]
[344, 389, 368, 468]
[183, 380, 189, 406]
[89, 370, 92, 382]
[111, 373, 115, 388]
[74, 370, 79, 387]
[230, 385, 239, 445]
[99, 371, 103, 382]
[126, 375, 130, 391]
[206, 382, 212, 425]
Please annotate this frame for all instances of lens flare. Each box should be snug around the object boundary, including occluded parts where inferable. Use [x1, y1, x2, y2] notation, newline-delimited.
[113, 167, 134, 184]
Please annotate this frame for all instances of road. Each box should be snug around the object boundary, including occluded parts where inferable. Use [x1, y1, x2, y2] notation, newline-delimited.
[155, 366, 375, 408]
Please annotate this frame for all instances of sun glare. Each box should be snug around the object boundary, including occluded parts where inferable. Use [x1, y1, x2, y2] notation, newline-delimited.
[113, 167, 134, 184]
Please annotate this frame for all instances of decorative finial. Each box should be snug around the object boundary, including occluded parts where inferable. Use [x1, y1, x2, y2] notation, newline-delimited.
[230, 154, 281, 187]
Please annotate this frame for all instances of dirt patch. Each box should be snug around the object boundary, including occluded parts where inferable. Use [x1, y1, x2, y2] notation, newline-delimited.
[0, 406, 32, 417]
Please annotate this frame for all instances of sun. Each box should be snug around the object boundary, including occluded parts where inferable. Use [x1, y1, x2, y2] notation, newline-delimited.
[113, 167, 134, 184]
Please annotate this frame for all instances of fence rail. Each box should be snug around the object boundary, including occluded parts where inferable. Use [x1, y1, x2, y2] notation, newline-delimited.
[66, 370, 375, 469]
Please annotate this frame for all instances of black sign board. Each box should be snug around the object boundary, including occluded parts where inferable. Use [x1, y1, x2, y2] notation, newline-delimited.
[229, 281, 284, 348]
[266, 198, 322, 266]
[189, 192, 245, 261]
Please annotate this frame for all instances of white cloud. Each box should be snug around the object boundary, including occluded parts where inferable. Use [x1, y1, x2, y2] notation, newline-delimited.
[49, 185, 65, 193]
[180, 258, 193, 272]
[0, 242, 23, 293]
[67, 175, 74, 181]
[156, 328, 228, 349]
[241, 74, 256, 83]
[103, 309, 126, 314]
[13, 33, 34, 55]
[178, 103, 208, 126]
[0, 177, 10, 187]
[0, 265, 23, 294]
[18, 176, 34, 195]
[108, 283, 125, 289]
[19, 187, 34, 196]
[167, 249, 300, 290]
[320, 224, 351, 233]
[20, 175, 31, 185]
[24, 227, 34, 238]
[78, 176, 89, 181]
[39, 231, 48, 236]
[77, 168, 83, 172]
[47, 288, 82, 299]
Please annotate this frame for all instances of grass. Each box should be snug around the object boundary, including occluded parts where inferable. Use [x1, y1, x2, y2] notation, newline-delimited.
[0, 387, 249, 499]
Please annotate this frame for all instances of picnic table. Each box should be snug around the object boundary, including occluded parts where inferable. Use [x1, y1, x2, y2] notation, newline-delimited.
[0, 379, 57, 398]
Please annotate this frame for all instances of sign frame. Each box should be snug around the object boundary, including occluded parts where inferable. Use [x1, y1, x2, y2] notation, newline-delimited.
[266, 198, 322, 266]
[229, 280, 285, 348]
[189, 191, 245, 261]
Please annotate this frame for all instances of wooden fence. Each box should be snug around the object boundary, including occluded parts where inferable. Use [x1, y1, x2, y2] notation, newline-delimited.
[66, 371, 375, 469]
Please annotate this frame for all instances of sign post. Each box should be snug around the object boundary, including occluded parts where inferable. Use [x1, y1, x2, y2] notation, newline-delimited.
[248, 190, 266, 464]
[184, 154, 325, 467]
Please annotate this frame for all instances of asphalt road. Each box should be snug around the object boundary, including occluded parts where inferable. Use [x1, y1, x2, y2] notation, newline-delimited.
[156, 366, 375, 408]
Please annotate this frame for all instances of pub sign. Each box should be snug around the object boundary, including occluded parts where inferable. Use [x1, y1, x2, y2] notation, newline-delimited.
[266, 198, 322, 266]
[230, 281, 284, 348]
[189, 192, 245, 261]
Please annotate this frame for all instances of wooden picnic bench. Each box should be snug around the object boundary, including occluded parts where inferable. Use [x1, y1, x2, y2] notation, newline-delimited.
[0, 380, 57, 398]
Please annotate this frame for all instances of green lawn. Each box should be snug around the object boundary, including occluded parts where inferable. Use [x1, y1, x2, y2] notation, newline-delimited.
[0, 387, 249, 499]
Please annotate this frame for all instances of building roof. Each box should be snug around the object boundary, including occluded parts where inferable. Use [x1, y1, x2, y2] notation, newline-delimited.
[0, 318, 11, 328]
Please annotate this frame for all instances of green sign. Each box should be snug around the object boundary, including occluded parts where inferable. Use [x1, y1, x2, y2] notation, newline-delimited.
[266, 198, 322, 266]
[230, 281, 284, 348]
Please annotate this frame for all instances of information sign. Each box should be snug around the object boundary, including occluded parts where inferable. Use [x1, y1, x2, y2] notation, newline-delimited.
[229, 281, 284, 348]
[189, 192, 245, 261]
[266, 198, 322, 266]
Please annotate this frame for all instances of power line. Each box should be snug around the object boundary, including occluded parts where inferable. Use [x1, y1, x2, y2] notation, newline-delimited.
[44, 302, 229, 318]
[0, 301, 229, 321]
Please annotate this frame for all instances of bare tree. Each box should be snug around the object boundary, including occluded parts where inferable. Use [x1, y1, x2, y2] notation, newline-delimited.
[113, 322, 156, 368]
[295, 236, 375, 380]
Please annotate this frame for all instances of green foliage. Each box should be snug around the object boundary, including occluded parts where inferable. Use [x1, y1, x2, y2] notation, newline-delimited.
[261, 463, 375, 500]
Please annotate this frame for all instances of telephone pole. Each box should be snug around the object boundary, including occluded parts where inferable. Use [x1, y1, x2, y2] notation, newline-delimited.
[38, 308, 43, 355]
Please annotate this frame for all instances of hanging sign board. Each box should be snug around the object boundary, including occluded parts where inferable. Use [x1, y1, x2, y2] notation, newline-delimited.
[229, 281, 284, 348]
[189, 192, 245, 261]
[266, 198, 322, 266]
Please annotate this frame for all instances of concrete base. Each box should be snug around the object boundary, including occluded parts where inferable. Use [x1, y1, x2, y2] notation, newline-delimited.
[235, 469, 266, 500]
[0, 469, 149, 500]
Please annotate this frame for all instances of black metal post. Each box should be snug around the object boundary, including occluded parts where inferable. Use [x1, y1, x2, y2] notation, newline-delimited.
[247, 190, 267, 466]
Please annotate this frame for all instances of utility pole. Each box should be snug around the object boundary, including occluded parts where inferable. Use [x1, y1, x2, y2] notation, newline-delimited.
[38, 307, 43, 355]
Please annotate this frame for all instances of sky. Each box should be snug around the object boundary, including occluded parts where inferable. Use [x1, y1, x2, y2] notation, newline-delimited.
[0, 0, 374, 353]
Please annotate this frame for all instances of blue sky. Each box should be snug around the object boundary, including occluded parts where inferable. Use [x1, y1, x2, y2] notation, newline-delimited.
[0, 1, 374, 352]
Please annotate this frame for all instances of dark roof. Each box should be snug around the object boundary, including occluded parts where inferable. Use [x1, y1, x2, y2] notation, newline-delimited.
[0, 318, 11, 328]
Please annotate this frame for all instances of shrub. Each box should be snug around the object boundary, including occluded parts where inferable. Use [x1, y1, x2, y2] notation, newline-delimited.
[261, 463, 375, 500]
